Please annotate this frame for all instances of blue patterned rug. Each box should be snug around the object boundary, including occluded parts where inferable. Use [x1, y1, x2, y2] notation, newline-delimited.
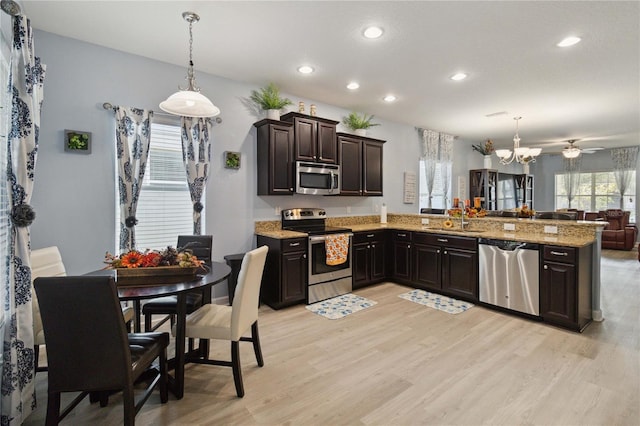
[306, 294, 377, 319]
[398, 289, 474, 314]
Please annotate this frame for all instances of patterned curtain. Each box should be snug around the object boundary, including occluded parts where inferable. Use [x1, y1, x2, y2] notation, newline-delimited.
[439, 133, 454, 208]
[611, 147, 638, 209]
[563, 156, 581, 209]
[115, 107, 152, 251]
[1, 15, 46, 424]
[181, 117, 213, 235]
[420, 129, 439, 208]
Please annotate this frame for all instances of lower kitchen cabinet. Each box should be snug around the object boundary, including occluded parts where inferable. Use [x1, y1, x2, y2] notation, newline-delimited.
[257, 235, 307, 309]
[412, 232, 478, 302]
[540, 244, 592, 331]
[352, 231, 386, 289]
[390, 231, 412, 283]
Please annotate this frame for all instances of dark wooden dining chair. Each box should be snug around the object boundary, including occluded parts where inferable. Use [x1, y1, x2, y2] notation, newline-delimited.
[34, 275, 169, 426]
[143, 235, 213, 333]
[180, 245, 268, 397]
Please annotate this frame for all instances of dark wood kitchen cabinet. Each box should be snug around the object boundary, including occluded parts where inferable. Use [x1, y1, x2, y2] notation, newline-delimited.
[390, 230, 412, 283]
[255, 119, 294, 195]
[412, 232, 478, 302]
[257, 235, 307, 309]
[540, 244, 592, 331]
[281, 112, 339, 164]
[338, 133, 385, 196]
[352, 230, 387, 289]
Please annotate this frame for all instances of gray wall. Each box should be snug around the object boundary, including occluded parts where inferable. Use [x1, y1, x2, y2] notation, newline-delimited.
[30, 31, 484, 289]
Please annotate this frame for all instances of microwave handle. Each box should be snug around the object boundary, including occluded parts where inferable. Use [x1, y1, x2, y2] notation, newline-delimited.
[330, 171, 336, 191]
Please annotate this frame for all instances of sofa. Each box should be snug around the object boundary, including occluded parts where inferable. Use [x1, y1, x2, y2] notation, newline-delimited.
[598, 209, 638, 251]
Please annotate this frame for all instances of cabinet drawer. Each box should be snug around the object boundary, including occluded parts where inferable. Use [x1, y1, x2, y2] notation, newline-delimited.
[353, 230, 385, 244]
[543, 246, 576, 263]
[414, 232, 476, 250]
[392, 231, 412, 241]
[282, 238, 307, 253]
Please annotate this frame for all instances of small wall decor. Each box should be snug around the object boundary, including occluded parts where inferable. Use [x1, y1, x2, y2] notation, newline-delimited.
[224, 151, 241, 169]
[64, 129, 91, 154]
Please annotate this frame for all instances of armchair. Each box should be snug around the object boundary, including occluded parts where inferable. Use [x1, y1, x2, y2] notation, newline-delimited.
[600, 209, 638, 250]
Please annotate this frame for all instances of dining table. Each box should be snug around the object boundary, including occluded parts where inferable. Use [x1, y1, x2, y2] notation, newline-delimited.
[88, 261, 231, 399]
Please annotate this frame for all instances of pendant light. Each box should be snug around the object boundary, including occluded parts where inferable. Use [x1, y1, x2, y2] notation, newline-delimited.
[494, 117, 542, 165]
[160, 11, 220, 118]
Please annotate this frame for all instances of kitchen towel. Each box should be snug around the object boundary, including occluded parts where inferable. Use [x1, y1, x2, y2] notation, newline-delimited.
[325, 233, 349, 265]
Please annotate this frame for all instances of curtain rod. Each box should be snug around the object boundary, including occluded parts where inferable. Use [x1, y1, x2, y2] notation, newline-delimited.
[102, 102, 223, 123]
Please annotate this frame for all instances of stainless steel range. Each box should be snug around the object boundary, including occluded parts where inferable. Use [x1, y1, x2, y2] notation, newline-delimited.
[281, 208, 353, 303]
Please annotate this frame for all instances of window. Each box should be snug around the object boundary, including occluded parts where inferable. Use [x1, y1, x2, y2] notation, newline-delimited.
[555, 171, 636, 222]
[419, 160, 449, 210]
[116, 121, 196, 251]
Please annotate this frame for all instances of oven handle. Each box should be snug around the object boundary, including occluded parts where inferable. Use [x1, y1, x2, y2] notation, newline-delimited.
[309, 233, 353, 243]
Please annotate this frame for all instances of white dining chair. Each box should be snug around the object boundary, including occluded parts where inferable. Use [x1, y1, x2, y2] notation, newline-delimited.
[178, 245, 268, 397]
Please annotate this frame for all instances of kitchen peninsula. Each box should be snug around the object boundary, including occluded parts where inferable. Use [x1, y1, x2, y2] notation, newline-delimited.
[255, 213, 606, 332]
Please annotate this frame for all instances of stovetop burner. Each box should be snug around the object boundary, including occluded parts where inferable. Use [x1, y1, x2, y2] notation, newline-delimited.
[281, 208, 351, 235]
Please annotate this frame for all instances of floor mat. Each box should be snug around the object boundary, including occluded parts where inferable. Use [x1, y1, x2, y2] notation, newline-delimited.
[305, 293, 377, 319]
[398, 289, 474, 314]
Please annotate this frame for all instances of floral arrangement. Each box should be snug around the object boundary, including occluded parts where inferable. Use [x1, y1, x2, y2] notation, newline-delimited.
[472, 139, 495, 155]
[105, 246, 204, 269]
[447, 207, 487, 218]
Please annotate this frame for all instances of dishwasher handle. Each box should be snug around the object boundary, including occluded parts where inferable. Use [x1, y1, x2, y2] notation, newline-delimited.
[479, 238, 539, 251]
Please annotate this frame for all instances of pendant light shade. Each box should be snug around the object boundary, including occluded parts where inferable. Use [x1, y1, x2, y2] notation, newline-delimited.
[160, 12, 220, 118]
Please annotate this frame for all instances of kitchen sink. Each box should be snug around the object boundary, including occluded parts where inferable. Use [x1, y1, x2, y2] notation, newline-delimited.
[428, 228, 486, 234]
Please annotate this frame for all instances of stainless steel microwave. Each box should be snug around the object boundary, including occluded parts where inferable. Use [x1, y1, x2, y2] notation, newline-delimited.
[296, 161, 341, 195]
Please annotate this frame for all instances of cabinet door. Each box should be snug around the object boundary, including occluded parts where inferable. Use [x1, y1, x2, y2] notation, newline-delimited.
[282, 250, 307, 304]
[352, 242, 370, 289]
[293, 117, 317, 162]
[269, 125, 294, 195]
[392, 241, 412, 282]
[363, 141, 383, 196]
[317, 122, 337, 164]
[370, 240, 387, 281]
[339, 136, 362, 195]
[413, 243, 441, 290]
[442, 248, 478, 300]
[540, 261, 577, 325]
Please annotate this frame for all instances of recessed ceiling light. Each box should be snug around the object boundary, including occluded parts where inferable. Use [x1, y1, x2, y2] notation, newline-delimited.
[557, 36, 581, 47]
[450, 73, 468, 81]
[297, 65, 314, 74]
[383, 94, 396, 102]
[347, 82, 360, 90]
[363, 26, 384, 39]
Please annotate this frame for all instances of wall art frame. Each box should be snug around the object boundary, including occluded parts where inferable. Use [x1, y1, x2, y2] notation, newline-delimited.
[224, 151, 241, 169]
[64, 129, 92, 154]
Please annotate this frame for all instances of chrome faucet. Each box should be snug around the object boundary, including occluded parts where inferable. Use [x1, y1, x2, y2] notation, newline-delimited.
[458, 200, 469, 230]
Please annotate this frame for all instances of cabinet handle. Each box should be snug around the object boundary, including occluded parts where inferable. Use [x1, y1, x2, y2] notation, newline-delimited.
[367, 234, 375, 238]
[437, 250, 440, 254]
[398, 233, 407, 237]
[550, 251, 568, 257]
[367, 245, 371, 249]
[371, 244, 376, 248]
[407, 244, 411, 249]
[544, 264, 548, 269]
[303, 254, 307, 259]
[444, 250, 448, 255]
[290, 187, 294, 191]
[437, 238, 448, 243]
[289, 242, 301, 247]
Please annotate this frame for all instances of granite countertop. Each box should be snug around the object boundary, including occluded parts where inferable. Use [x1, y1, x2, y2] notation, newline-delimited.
[255, 213, 604, 248]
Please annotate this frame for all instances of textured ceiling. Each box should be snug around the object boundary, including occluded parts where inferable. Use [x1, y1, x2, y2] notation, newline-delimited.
[20, 0, 640, 152]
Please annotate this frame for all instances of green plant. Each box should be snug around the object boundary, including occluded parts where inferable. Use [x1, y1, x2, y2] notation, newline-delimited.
[472, 139, 495, 155]
[342, 112, 380, 130]
[249, 82, 293, 110]
[225, 152, 240, 169]
[67, 132, 89, 150]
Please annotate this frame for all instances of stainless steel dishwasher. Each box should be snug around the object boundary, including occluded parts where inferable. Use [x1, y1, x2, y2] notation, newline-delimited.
[478, 238, 540, 316]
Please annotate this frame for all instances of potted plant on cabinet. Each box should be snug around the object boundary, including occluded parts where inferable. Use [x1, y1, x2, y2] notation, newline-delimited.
[249, 82, 293, 120]
[472, 139, 495, 168]
[342, 112, 379, 136]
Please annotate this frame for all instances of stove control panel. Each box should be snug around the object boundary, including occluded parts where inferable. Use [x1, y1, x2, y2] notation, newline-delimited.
[282, 208, 326, 220]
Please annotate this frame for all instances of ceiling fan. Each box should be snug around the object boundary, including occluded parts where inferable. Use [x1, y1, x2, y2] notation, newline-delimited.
[562, 139, 604, 158]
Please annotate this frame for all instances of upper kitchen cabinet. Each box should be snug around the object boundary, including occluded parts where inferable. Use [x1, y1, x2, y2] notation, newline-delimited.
[338, 133, 385, 196]
[281, 112, 339, 164]
[255, 119, 295, 195]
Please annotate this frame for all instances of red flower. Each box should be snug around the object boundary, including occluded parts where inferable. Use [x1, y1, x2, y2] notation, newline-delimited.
[141, 252, 162, 267]
[120, 251, 144, 268]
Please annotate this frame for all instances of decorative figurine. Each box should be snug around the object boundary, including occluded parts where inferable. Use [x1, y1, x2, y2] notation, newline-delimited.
[298, 101, 305, 113]
[310, 104, 317, 116]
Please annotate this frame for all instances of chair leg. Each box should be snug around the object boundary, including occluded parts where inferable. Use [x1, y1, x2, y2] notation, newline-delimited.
[123, 384, 135, 426]
[159, 346, 168, 404]
[251, 321, 264, 367]
[46, 391, 61, 426]
[144, 313, 152, 332]
[34, 345, 39, 371]
[231, 341, 244, 398]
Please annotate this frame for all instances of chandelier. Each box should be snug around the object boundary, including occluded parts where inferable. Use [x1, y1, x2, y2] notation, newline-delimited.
[160, 12, 220, 118]
[495, 117, 542, 165]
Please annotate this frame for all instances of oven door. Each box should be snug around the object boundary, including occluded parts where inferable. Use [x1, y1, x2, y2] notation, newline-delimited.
[308, 234, 353, 285]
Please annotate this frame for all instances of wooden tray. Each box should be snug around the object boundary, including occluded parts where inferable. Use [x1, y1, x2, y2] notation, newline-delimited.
[111, 266, 203, 286]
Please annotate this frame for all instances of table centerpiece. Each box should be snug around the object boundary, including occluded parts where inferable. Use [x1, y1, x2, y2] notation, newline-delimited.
[104, 246, 207, 281]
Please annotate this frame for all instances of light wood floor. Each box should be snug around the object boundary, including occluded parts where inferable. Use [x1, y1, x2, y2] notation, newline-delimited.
[25, 248, 640, 425]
